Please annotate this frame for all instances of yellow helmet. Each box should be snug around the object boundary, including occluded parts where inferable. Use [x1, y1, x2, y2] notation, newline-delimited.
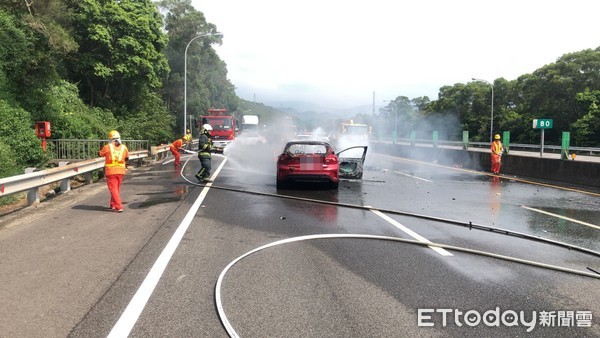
[108, 130, 121, 139]
[494, 134, 501, 140]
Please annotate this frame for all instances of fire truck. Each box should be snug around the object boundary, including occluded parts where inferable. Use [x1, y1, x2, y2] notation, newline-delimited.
[198, 108, 237, 151]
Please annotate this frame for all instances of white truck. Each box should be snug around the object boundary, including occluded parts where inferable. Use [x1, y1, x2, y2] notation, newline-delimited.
[239, 114, 265, 145]
[242, 115, 259, 131]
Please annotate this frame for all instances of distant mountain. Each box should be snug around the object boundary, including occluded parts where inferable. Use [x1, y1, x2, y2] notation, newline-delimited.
[264, 100, 379, 120]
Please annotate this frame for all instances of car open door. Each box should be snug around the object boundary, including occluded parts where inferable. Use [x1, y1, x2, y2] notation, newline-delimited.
[336, 146, 368, 179]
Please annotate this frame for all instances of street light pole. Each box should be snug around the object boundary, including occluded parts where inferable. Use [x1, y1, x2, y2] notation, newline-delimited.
[472, 78, 494, 143]
[184, 32, 222, 135]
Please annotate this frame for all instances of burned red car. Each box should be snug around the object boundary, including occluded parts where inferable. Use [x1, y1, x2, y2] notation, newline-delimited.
[276, 141, 367, 189]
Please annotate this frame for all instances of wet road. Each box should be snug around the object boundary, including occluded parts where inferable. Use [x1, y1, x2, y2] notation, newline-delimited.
[223, 147, 600, 253]
[0, 145, 598, 337]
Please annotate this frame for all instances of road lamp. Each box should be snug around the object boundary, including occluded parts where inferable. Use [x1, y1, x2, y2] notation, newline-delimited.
[184, 32, 223, 134]
[383, 99, 398, 144]
[472, 78, 494, 143]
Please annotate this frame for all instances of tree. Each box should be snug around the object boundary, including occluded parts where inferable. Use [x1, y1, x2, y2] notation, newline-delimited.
[511, 48, 600, 143]
[0, 99, 45, 169]
[0, 1, 79, 110]
[33, 80, 117, 139]
[426, 83, 485, 140]
[66, 0, 170, 111]
[158, 0, 238, 131]
[117, 89, 175, 145]
[0, 7, 62, 170]
[571, 89, 600, 146]
[0, 9, 29, 101]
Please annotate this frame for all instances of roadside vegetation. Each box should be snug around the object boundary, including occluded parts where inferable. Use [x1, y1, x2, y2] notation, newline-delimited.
[368, 48, 600, 145]
[0, 0, 237, 181]
[0, 0, 598, 185]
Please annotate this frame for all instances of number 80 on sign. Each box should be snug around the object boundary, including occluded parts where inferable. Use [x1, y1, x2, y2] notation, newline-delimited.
[532, 119, 553, 129]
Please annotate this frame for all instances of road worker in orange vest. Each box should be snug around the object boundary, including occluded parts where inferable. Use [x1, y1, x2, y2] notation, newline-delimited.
[99, 130, 129, 212]
[490, 134, 504, 174]
[183, 128, 192, 146]
[170, 137, 188, 166]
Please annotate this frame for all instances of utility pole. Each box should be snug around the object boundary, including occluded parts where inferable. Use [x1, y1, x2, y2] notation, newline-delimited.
[372, 91, 375, 115]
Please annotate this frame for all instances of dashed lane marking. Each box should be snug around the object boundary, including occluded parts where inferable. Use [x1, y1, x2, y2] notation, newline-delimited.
[369, 208, 453, 256]
[393, 170, 433, 182]
[522, 205, 600, 230]
[373, 153, 600, 197]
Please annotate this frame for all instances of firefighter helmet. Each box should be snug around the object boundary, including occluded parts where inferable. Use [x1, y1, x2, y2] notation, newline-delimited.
[494, 134, 501, 140]
[108, 130, 121, 140]
[202, 124, 213, 131]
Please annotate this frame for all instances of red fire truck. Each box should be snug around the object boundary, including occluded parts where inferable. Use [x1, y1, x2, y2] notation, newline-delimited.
[198, 108, 237, 151]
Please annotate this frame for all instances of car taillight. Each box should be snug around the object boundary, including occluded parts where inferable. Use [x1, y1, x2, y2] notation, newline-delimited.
[278, 154, 292, 164]
[324, 154, 338, 164]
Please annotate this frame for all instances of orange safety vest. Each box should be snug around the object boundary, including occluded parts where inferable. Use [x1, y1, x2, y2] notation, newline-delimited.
[491, 141, 503, 155]
[171, 139, 184, 149]
[100, 143, 128, 175]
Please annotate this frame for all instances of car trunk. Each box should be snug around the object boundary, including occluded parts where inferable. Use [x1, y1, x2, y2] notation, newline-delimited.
[299, 154, 324, 170]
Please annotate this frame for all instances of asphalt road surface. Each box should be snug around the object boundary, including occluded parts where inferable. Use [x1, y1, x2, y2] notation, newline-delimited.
[0, 144, 598, 337]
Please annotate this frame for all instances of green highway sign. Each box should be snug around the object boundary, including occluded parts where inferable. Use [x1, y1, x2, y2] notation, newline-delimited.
[532, 118, 553, 129]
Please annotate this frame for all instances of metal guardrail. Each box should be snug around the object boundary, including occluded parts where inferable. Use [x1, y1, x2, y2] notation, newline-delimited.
[0, 150, 148, 206]
[0, 137, 201, 208]
[48, 139, 150, 161]
[47, 138, 198, 160]
[380, 138, 600, 156]
[151, 144, 172, 159]
[149, 139, 199, 159]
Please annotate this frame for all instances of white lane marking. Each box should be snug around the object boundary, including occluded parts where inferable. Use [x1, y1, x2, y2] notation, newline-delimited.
[216, 234, 600, 337]
[369, 209, 453, 256]
[521, 205, 600, 230]
[393, 170, 433, 182]
[107, 158, 228, 338]
[215, 234, 439, 338]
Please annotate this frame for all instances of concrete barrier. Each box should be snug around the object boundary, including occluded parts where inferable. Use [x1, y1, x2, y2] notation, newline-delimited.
[371, 143, 600, 188]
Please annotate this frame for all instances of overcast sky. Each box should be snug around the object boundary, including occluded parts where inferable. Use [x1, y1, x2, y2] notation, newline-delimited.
[191, 0, 599, 109]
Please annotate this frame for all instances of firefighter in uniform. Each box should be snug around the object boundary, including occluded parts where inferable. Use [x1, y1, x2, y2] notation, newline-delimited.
[491, 134, 504, 174]
[195, 124, 213, 183]
[99, 130, 129, 212]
